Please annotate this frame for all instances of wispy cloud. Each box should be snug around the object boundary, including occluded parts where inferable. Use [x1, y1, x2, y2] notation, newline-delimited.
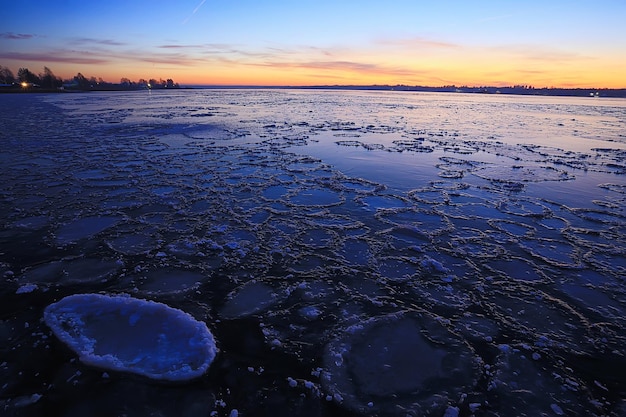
[179, 41, 440, 81]
[0, 32, 35, 40]
[0, 44, 210, 67]
[69, 37, 127, 46]
[158, 44, 200, 49]
[490, 44, 588, 62]
[158, 43, 236, 52]
[134, 51, 210, 66]
[249, 58, 425, 80]
[259, 60, 378, 72]
[0, 51, 108, 65]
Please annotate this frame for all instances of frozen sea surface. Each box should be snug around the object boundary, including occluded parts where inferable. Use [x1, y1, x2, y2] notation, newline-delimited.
[1, 90, 625, 416]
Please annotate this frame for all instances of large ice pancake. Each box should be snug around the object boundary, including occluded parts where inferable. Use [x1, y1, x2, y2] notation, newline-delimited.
[322, 313, 481, 415]
[44, 294, 217, 381]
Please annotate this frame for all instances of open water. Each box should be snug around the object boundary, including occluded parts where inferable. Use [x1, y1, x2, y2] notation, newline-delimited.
[1, 89, 625, 416]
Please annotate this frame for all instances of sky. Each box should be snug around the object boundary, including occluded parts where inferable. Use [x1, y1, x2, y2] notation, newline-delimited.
[1, 0, 625, 87]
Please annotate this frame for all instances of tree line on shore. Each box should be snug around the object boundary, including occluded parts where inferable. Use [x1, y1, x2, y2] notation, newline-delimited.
[0, 65, 180, 91]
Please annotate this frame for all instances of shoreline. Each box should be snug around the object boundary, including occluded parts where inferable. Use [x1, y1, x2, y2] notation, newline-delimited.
[2, 84, 625, 98]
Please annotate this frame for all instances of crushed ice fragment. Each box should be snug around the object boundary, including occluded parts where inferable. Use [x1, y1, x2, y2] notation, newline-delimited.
[443, 406, 459, 417]
[421, 256, 449, 273]
[16, 284, 38, 294]
[593, 380, 608, 391]
[550, 403, 564, 415]
[498, 344, 512, 353]
[13, 393, 42, 407]
[299, 306, 321, 320]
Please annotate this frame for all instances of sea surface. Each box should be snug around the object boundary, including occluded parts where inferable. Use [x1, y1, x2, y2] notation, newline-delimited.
[1, 89, 625, 416]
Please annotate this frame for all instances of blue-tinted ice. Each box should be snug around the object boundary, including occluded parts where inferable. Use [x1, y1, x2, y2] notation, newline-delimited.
[43, 293, 217, 381]
[1, 90, 625, 416]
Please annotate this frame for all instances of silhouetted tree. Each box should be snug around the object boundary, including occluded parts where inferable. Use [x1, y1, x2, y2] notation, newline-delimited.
[0, 65, 15, 84]
[17, 67, 40, 84]
[2, 64, 181, 91]
[74, 73, 90, 89]
[40, 66, 62, 89]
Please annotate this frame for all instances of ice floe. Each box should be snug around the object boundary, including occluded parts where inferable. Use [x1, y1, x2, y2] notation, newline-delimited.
[20, 258, 122, 287]
[44, 294, 217, 381]
[322, 313, 481, 416]
[54, 216, 123, 245]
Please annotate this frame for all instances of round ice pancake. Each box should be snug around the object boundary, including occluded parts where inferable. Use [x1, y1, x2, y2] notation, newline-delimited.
[44, 294, 217, 382]
[322, 312, 480, 415]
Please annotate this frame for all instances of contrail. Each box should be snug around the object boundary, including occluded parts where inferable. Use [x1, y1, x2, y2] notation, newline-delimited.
[183, 0, 207, 25]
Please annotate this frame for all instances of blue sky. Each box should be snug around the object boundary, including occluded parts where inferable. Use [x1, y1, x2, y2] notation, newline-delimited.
[1, 0, 625, 86]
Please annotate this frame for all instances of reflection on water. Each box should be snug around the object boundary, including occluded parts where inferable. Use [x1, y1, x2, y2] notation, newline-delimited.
[0, 90, 625, 416]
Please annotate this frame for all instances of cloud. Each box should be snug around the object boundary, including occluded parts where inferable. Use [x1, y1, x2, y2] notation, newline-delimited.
[0, 32, 35, 40]
[1, 37, 213, 68]
[0, 51, 108, 65]
[249, 58, 426, 79]
[158, 44, 199, 49]
[158, 43, 235, 51]
[134, 52, 209, 66]
[186, 41, 442, 82]
[489, 44, 587, 62]
[157, 43, 288, 61]
[69, 37, 127, 46]
[290, 60, 378, 71]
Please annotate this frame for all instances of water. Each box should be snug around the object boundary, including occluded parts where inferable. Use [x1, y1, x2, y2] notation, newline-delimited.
[1, 89, 625, 416]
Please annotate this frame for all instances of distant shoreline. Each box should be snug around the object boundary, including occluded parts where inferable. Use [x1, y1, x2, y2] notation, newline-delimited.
[190, 84, 626, 98]
[2, 84, 625, 98]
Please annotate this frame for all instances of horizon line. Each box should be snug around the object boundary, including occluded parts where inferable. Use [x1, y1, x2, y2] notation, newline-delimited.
[181, 84, 626, 91]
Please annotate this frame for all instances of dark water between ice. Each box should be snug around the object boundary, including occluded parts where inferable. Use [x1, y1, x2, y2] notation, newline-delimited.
[1, 89, 625, 416]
